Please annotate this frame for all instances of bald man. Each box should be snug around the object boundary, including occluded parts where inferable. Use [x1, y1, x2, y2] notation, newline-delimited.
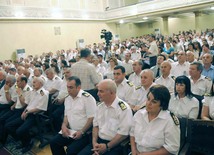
[129, 69, 156, 112]
[78, 79, 132, 155]
[155, 61, 175, 94]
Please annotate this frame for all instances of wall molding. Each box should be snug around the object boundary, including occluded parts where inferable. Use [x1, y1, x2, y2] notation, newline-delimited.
[0, 0, 213, 21]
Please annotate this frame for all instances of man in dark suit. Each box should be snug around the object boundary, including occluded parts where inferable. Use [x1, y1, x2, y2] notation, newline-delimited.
[0, 70, 6, 89]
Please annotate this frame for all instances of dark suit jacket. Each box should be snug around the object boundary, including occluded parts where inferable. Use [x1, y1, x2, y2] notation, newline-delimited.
[0, 79, 5, 89]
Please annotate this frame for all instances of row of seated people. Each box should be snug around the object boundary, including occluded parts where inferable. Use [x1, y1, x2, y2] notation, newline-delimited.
[0, 59, 213, 154]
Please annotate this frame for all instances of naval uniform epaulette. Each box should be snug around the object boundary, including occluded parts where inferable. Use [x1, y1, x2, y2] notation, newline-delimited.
[26, 87, 30, 91]
[204, 93, 211, 97]
[96, 102, 102, 106]
[82, 92, 90, 97]
[40, 90, 44, 96]
[170, 112, 179, 126]
[205, 76, 211, 81]
[171, 76, 176, 80]
[135, 85, 141, 90]
[118, 101, 127, 111]
[127, 81, 134, 87]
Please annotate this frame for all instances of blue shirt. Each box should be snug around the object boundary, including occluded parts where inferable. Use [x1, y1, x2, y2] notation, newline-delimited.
[202, 65, 214, 80]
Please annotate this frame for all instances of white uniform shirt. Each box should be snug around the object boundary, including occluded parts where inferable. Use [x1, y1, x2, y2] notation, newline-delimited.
[121, 60, 133, 75]
[130, 109, 180, 154]
[202, 96, 214, 119]
[189, 75, 212, 96]
[169, 95, 199, 119]
[148, 41, 158, 56]
[171, 61, 190, 77]
[57, 79, 68, 100]
[26, 87, 49, 111]
[93, 97, 132, 141]
[64, 90, 96, 131]
[44, 75, 63, 91]
[131, 52, 141, 61]
[128, 83, 156, 106]
[0, 84, 17, 104]
[116, 79, 135, 103]
[128, 73, 141, 87]
[15, 84, 32, 109]
[155, 75, 175, 94]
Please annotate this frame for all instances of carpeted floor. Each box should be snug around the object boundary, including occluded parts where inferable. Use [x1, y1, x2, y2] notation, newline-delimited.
[0, 147, 11, 155]
[1, 137, 35, 155]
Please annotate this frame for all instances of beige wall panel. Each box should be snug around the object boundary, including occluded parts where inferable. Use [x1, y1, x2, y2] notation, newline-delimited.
[198, 13, 214, 31]
[0, 21, 116, 60]
[168, 16, 195, 34]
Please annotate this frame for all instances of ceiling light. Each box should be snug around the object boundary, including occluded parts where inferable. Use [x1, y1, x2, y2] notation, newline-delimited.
[119, 20, 124, 24]
[143, 17, 148, 20]
[211, 6, 214, 10]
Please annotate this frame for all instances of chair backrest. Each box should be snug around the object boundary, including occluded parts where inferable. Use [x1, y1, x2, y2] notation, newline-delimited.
[178, 117, 188, 153]
[192, 94, 204, 119]
[186, 119, 214, 154]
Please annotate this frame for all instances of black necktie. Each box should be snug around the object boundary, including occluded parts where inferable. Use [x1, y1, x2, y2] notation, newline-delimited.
[156, 67, 160, 77]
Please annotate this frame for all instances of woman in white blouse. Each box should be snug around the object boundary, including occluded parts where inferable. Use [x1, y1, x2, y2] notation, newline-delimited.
[104, 57, 118, 80]
[130, 85, 180, 155]
[201, 80, 214, 120]
[169, 75, 199, 119]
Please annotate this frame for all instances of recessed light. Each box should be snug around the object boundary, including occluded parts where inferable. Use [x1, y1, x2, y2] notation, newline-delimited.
[119, 20, 124, 24]
[143, 17, 148, 20]
[211, 6, 214, 10]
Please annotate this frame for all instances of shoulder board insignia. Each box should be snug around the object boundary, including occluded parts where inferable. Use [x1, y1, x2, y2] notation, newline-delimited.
[140, 105, 146, 109]
[96, 102, 102, 106]
[27, 87, 30, 91]
[171, 76, 176, 80]
[170, 112, 179, 126]
[127, 81, 134, 87]
[40, 90, 44, 96]
[82, 92, 90, 97]
[55, 76, 59, 80]
[135, 85, 141, 90]
[118, 101, 127, 111]
[204, 93, 211, 97]
[32, 76, 34, 78]
[205, 77, 211, 81]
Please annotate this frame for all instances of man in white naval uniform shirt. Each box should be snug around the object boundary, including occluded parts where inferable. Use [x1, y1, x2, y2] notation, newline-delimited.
[0, 75, 17, 114]
[50, 76, 96, 155]
[0, 75, 32, 146]
[155, 61, 175, 94]
[129, 69, 156, 112]
[78, 79, 133, 155]
[44, 68, 63, 95]
[128, 60, 143, 87]
[113, 66, 135, 103]
[171, 51, 190, 77]
[14, 77, 49, 153]
[189, 61, 212, 96]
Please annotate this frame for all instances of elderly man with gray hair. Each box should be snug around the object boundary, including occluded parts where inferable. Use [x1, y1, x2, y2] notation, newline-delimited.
[0, 75, 17, 114]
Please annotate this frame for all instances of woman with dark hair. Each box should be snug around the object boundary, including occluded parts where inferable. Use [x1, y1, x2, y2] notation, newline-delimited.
[42, 62, 50, 72]
[104, 57, 118, 79]
[61, 60, 68, 68]
[169, 75, 199, 119]
[130, 85, 180, 155]
[193, 41, 202, 60]
[201, 79, 214, 120]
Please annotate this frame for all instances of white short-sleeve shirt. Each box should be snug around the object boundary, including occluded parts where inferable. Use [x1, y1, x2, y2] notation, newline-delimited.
[130, 109, 180, 154]
[64, 90, 96, 131]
